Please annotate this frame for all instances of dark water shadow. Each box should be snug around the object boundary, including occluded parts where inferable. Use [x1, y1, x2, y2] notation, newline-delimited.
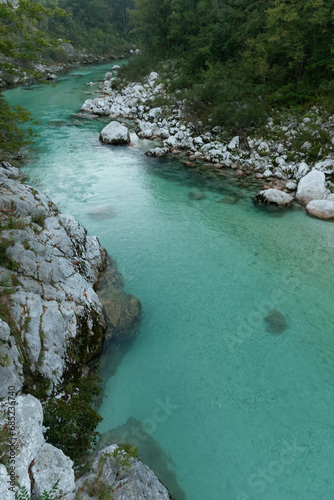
[143, 156, 263, 200]
[96, 417, 186, 500]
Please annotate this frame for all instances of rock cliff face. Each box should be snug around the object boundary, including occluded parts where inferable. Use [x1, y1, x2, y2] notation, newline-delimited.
[0, 161, 107, 396]
[0, 161, 164, 499]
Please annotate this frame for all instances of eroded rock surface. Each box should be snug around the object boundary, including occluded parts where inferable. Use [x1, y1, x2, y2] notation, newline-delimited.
[76, 445, 172, 500]
[0, 162, 107, 393]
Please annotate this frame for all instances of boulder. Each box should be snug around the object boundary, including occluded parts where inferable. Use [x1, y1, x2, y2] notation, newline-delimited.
[75, 445, 171, 500]
[188, 192, 206, 200]
[264, 309, 287, 334]
[227, 136, 239, 151]
[99, 121, 130, 145]
[306, 200, 334, 220]
[296, 170, 328, 204]
[61, 42, 75, 59]
[145, 147, 169, 157]
[296, 161, 309, 180]
[32, 443, 76, 500]
[103, 292, 142, 342]
[286, 181, 297, 190]
[314, 158, 334, 175]
[254, 189, 293, 207]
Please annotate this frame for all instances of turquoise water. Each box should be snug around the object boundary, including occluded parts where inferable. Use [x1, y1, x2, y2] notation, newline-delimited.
[5, 63, 334, 500]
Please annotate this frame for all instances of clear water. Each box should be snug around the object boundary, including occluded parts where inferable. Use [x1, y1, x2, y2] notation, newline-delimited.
[5, 63, 334, 500]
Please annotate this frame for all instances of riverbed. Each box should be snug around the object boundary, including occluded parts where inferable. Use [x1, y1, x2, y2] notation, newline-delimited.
[5, 62, 334, 500]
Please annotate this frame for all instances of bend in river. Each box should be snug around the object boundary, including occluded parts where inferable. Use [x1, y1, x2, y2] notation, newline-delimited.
[5, 62, 334, 500]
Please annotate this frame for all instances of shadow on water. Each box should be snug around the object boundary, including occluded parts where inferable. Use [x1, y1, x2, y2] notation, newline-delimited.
[144, 156, 263, 200]
[96, 417, 186, 500]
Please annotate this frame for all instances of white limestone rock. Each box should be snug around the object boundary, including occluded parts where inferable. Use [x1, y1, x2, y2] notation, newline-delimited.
[76, 445, 171, 500]
[257, 141, 270, 154]
[32, 443, 75, 500]
[145, 147, 169, 157]
[306, 200, 334, 220]
[263, 169, 273, 178]
[0, 319, 10, 341]
[314, 158, 334, 175]
[296, 161, 309, 180]
[99, 121, 130, 145]
[0, 465, 13, 500]
[254, 189, 294, 207]
[296, 170, 328, 204]
[227, 136, 239, 150]
[148, 71, 158, 87]
[12, 395, 45, 492]
[286, 181, 297, 190]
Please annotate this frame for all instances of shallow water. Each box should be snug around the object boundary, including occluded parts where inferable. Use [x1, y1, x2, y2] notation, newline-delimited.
[5, 62, 334, 500]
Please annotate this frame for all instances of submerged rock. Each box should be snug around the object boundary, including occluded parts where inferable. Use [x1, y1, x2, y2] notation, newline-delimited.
[99, 121, 130, 145]
[103, 292, 142, 342]
[188, 192, 206, 200]
[218, 196, 239, 204]
[264, 309, 287, 334]
[97, 260, 142, 342]
[88, 204, 117, 221]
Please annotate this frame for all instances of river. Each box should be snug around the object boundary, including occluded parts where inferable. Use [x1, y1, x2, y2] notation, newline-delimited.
[5, 61, 334, 500]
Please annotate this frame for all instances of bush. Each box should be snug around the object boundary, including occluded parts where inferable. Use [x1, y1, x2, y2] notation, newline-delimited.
[43, 373, 103, 463]
[119, 53, 158, 82]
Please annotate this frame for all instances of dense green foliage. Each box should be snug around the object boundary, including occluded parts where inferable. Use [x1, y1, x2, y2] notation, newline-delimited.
[43, 373, 104, 463]
[0, 0, 66, 73]
[0, 0, 134, 158]
[0, 95, 36, 157]
[125, 0, 334, 131]
[42, 0, 134, 55]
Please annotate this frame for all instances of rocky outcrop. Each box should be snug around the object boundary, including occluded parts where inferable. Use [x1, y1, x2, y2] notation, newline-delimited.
[0, 162, 107, 394]
[76, 445, 171, 500]
[296, 170, 328, 204]
[0, 161, 162, 499]
[99, 121, 130, 145]
[32, 443, 75, 499]
[0, 394, 75, 499]
[254, 188, 294, 207]
[306, 199, 334, 219]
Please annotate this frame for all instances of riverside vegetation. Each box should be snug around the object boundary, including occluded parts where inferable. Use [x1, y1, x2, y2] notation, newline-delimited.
[0, 0, 333, 498]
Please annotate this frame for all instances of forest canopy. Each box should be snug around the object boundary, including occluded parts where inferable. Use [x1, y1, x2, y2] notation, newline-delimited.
[124, 0, 334, 129]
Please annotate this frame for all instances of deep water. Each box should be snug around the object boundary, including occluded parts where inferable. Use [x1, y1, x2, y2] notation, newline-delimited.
[5, 62, 334, 500]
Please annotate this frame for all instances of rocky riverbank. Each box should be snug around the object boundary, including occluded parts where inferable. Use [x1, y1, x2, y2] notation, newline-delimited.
[0, 161, 169, 499]
[80, 70, 334, 219]
[0, 43, 134, 89]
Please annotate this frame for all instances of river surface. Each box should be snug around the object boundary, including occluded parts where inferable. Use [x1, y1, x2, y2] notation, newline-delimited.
[5, 62, 334, 500]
